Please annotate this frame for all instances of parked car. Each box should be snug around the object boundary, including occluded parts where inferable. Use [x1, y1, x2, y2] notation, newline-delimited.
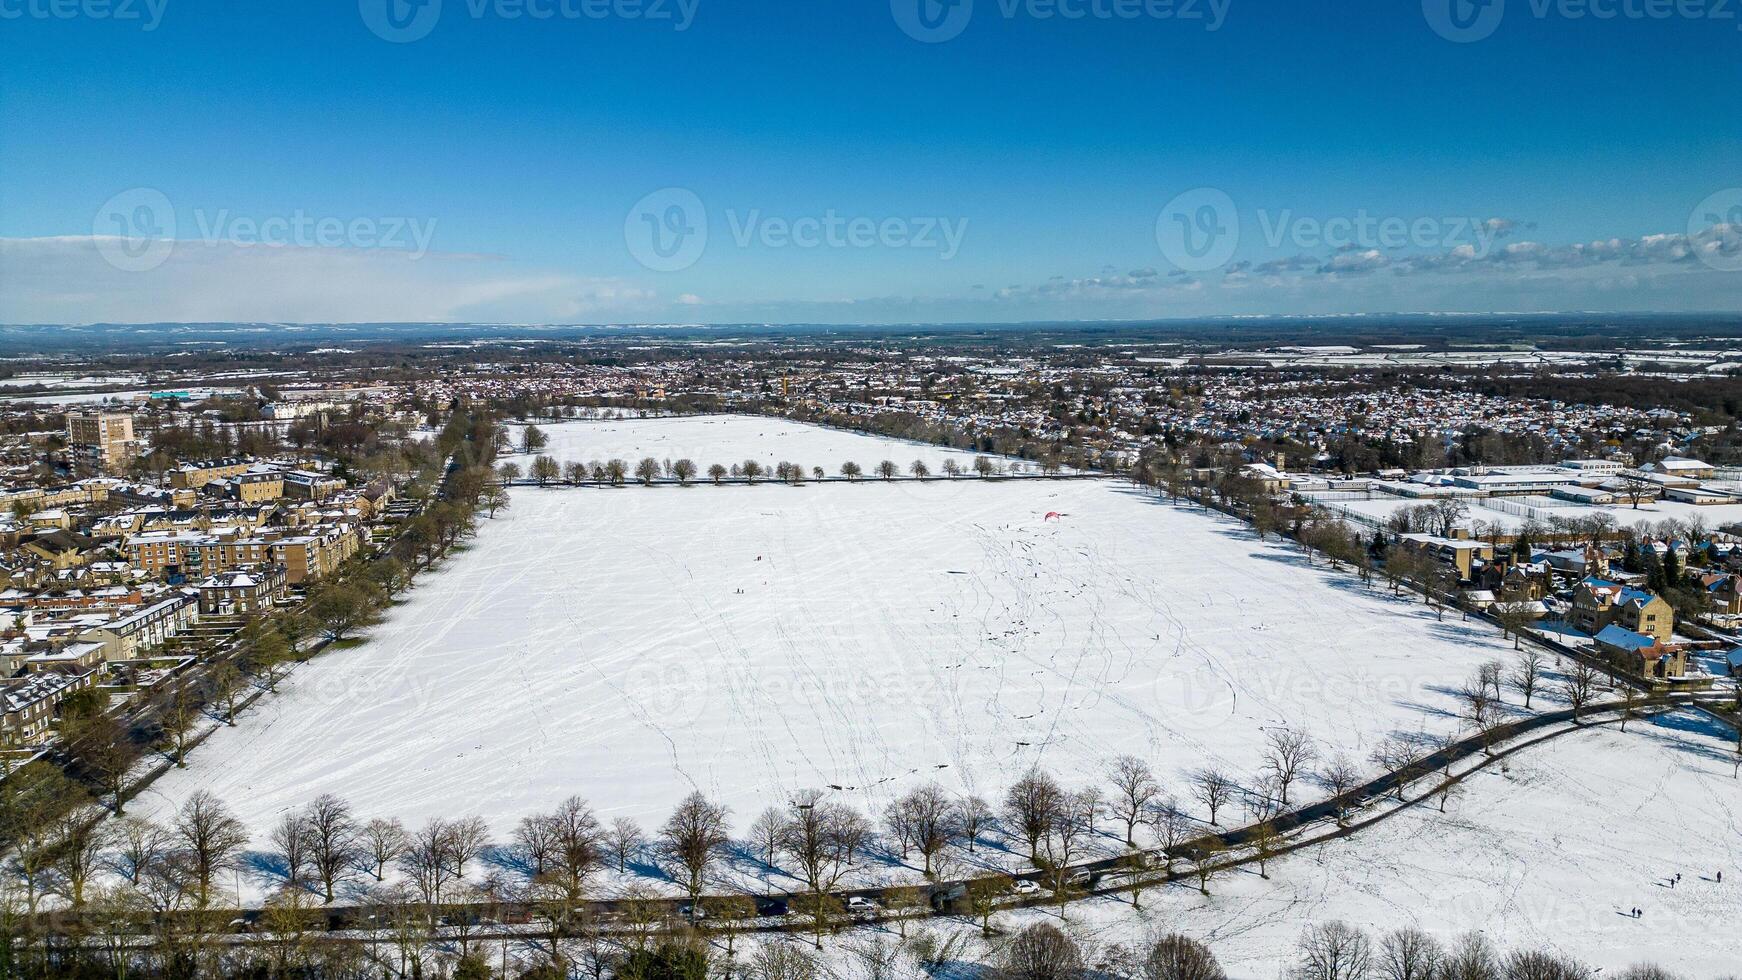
[845, 896, 880, 916]
[1012, 879, 1041, 896]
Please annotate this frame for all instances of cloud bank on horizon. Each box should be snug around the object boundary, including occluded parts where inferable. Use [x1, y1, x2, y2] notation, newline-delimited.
[3, 218, 1738, 325]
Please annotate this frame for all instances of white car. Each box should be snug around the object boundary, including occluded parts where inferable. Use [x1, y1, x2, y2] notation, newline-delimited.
[845, 896, 879, 915]
[1012, 879, 1041, 896]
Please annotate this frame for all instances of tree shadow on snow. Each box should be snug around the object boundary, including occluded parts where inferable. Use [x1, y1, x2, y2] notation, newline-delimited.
[240, 850, 290, 886]
[481, 843, 531, 879]
[626, 855, 675, 884]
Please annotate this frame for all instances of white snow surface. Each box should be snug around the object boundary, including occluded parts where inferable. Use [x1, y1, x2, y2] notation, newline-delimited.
[501, 414, 1000, 476]
[141, 418, 1522, 844]
[1020, 709, 1742, 978]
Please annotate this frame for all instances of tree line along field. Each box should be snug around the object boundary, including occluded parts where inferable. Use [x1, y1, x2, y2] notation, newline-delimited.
[136, 418, 1533, 881]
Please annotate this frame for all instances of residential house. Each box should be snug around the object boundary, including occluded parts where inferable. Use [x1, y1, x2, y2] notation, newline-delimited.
[1697, 572, 1742, 616]
[1395, 531, 1495, 581]
[196, 567, 286, 615]
[1593, 624, 1689, 681]
[20, 530, 98, 571]
[1, 668, 96, 747]
[77, 592, 197, 662]
[1569, 578, 1674, 642]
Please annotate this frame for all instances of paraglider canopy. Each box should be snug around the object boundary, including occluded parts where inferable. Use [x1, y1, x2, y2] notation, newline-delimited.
[1044, 512, 1063, 522]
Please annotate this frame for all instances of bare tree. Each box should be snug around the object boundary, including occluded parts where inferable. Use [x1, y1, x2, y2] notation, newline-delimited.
[270, 813, 312, 891]
[887, 783, 955, 876]
[1192, 839, 1225, 895]
[743, 807, 784, 869]
[531, 455, 561, 485]
[876, 459, 898, 480]
[672, 458, 697, 484]
[1375, 927, 1443, 980]
[1320, 754, 1361, 826]
[1616, 470, 1657, 509]
[1479, 659, 1506, 702]
[157, 677, 200, 769]
[662, 791, 730, 903]
[1368, 737, 1423, 801]
[400, 818, 457, 905]
[1458, 675, 1504, 755]
[1191, 767, 1237, 825]
[954, 794, 991, 852]
[635, 457, 661, 485]
[606, 816, 644, 874]
[1504, 950, 1595, 979]
[1107, 755, 1160, 845]
[1439, 933, 1501, 979]
[1620, 684, 1646, 732]
[1494, 601, 1537, 651]
[1293, 921, 1373, 980]
[1003, 768, 1066, 863]
[51, 819, 112, 908]
[446, 815, 490, 880]
[1146, 797, 1191, 873]
[1142, 933, 1227, 980]
[304, 794, 357, 903]
[748, 940, 821, 980]
[779, 791, 856, 948]
[514, 813, 558, 880]
[175, 790, 250, 909]
[1000, 923, 1082, 980]
[1511, 648, 1546, 709]
[358, 818, 406, 881]
[536, 796, 603, 931]
[840, 461, 863, 481]
[1561, 661, 1601, 721]
[206, 659, 246, 726]
[1262, 729, 1317, 806]
[111, 816, 169, 885]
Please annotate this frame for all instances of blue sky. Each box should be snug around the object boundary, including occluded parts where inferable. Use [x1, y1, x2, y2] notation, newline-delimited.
[2, 0, 1738, 324]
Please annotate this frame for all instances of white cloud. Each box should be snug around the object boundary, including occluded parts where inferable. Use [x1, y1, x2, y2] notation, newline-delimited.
[0, 237, 661, 324]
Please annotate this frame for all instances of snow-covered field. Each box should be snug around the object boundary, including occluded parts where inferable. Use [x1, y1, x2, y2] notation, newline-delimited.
[500, 415, 1014, 476]
[141, 417, 1523, 847]
[1021, 709, 1742, 977]
[1319, 491, 1742, 534]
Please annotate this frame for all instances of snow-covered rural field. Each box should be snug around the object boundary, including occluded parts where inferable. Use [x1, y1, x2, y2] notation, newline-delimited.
[500, 414, 1001, 476]
[1318, 490, 1742, 535]
[142, 418, 1525, 845]
[1014, 709, 1742, 977]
